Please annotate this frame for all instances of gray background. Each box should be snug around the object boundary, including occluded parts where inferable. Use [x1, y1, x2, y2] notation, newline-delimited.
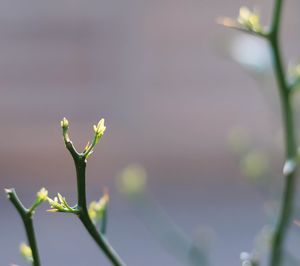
[1, 0, 300, 265]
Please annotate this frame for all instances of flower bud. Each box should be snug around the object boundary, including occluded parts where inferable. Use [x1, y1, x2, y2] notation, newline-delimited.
[88, 189, 109, 224]
[237, 7, 261, 32]
[20, 243, 33, 262]
[36, 187, 48, 202]
[60, 117, 69, 129]
[93, 118, 106, 137]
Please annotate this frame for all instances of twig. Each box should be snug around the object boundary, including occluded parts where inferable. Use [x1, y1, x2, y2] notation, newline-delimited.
[266, 1, 297, 265]
[58, 118, 125, 266]
[5, 188, 41, 266]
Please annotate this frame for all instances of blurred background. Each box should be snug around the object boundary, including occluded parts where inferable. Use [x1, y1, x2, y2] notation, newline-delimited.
[1, 0, 300, 265]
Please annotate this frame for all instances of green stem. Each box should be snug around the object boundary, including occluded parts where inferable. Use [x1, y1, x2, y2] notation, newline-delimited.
[271, 0, 283, 36]
[24, 217, 41, 266]
[64, 138, 125, 266]
[269, 88, 297, 266]
[79, 213, 124, 266]
[75, 157, 125, 266]
[267, 0, 298, 265]
[6, 189, 41, 266]
[74, 157, 88, 210]
[101, 207, 108, 235]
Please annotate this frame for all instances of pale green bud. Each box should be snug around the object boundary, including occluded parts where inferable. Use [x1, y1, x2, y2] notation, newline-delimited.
[60, 117, 70, 142]
[93, 118, 106, 137]
[217, 6, 263, 34]
[36, 187, 48, 202]
[237, 6, 261, 32]
[20, 242, 33, 263]
[88, 190, 109, 224]
[60, 117, 69, 129]
[47, 193, 77, 213]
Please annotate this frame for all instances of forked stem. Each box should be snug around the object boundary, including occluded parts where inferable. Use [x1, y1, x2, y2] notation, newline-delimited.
[62, 119, 125, 266]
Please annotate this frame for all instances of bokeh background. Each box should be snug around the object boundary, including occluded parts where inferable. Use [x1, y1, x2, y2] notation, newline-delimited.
[1, 0, 300, 265]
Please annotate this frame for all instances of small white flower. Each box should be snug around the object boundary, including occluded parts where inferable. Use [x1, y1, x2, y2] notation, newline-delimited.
[217, 6, 263, 34]
[36, 187, 48, 202]
[237, 7, 262, 32]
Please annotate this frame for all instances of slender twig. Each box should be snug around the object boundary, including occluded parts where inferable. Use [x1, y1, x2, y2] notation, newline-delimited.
[220, 0, 297, 264]
[266, 1, 298, 265]
[5, 188, 41, 266]
[61, 119, 125, 266]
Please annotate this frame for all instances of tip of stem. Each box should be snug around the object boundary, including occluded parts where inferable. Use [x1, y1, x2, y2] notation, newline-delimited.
[4, 188, 13, 196]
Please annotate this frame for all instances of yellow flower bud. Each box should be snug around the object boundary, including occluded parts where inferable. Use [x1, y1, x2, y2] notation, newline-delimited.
[239, 7, 251, 21]
[93, 118, 106, 136]
[60, 117, 69, 129]
[20, 243, 33, 262]
[88, 189, 109, 224]
[237, 6, 261, 32]
[36, 187, 48, 202]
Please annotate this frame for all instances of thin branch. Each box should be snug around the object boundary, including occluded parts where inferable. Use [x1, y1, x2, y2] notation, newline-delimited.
[219, 1, 297, 265]
[6, 189, 41, 266]
[59, 118, 125, 266]
[71, 154, 125, 266]
[266, 0, 298, 265]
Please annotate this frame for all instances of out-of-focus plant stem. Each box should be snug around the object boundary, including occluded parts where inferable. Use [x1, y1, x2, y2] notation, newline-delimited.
[221, 0, 297, 264]
[6, 189, 41, 266]
[266, 0, 297, 265]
